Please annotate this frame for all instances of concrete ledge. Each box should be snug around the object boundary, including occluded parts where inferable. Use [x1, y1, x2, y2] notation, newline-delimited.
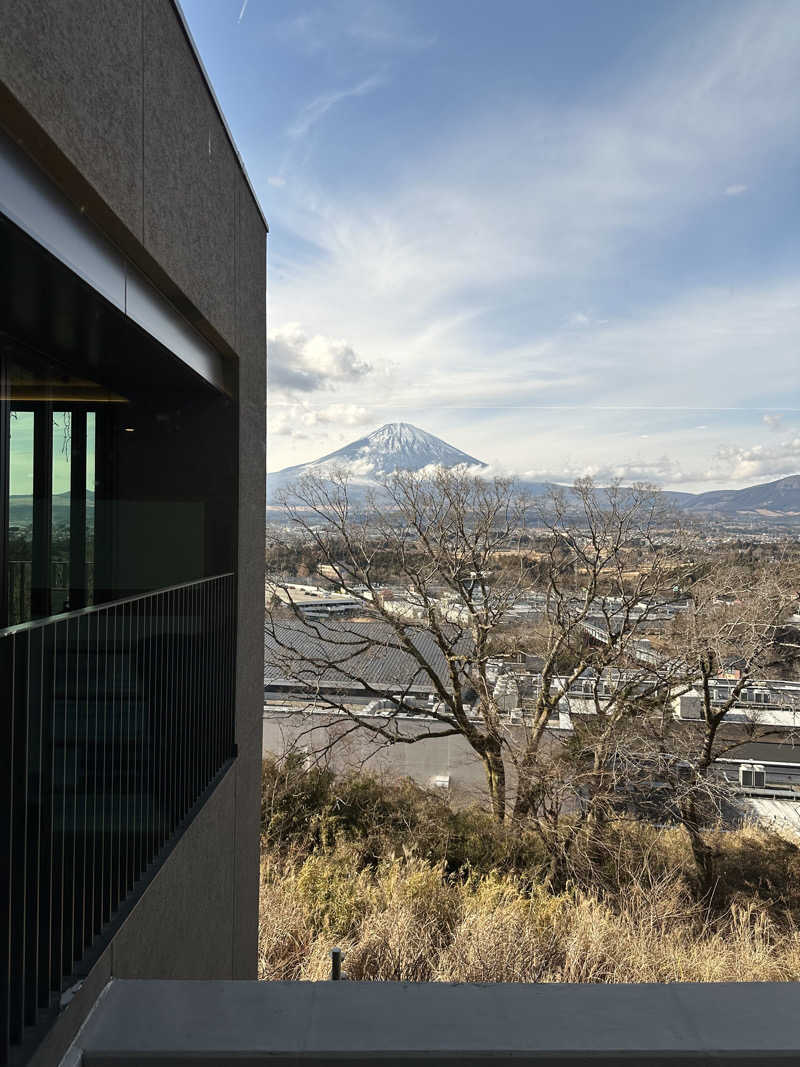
[72, 979, 800, 1065]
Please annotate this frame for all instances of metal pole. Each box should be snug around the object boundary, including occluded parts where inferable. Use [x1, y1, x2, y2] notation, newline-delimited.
[330, 947, 342, 981]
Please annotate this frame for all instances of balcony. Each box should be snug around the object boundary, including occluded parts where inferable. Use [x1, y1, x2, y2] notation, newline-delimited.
[63, 978, 800, 1065]
[0, 574, 236, 1065]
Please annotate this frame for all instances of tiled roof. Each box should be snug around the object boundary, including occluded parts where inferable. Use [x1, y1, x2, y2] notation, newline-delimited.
[264, 619, 471, 693]
[722, 741, 800, 766]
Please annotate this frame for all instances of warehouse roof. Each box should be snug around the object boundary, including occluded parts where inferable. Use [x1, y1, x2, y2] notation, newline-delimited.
[264, 619, 472, 693]
[719, 741, 800, 766]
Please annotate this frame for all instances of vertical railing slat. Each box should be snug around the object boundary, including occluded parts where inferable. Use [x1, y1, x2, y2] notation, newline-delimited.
[0, 634, 13, 1065]
[9, 634, 29, 1043]
[23, 627, 43, 1026]
[0, 574, 235, 1057]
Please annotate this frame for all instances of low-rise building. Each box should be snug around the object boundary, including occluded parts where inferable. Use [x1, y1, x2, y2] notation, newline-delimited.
[266, 580, 365, 618]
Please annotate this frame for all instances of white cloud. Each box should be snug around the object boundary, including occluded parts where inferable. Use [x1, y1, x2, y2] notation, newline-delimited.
[272, 2, 800, 369]
[510, 453, 695, 488]
[269, 323, 372, 394]
[763, 413, 783, 430]
[723, 184, 749, 196]
[269, 401, 370, 439]
[706, 436, 800, 483]
[307, 403, 370, 427]
[268, 175, 286, 188]
[266, 1, 800, 481]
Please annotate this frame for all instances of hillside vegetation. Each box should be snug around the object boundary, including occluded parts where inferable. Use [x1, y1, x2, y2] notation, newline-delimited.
[259, 758, 800, 983]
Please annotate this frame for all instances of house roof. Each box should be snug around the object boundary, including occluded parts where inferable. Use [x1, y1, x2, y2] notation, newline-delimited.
[720, 741, 800, 766]
[264, 619, 472, 694]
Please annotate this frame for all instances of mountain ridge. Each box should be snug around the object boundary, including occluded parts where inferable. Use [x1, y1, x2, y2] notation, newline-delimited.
[267, 423, 800, 518]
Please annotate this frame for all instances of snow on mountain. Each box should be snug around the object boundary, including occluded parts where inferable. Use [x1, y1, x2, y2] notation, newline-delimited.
[268, 423, 800, 520]
[267, 423, 486, 502]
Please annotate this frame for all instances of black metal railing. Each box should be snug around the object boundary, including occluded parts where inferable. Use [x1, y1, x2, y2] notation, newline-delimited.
[6, 561, 98, 627]
[0, 573, 236, 1064]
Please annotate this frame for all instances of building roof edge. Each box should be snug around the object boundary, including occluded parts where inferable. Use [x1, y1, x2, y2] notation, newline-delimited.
[170, 0, 269, 234]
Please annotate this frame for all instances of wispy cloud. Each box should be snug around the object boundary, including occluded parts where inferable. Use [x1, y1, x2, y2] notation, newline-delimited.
[265, 1, 800, 485]
[278, 3, 435, 54]
[288, 74, 384, 139]
[237, 0, 248, 24]
[270, 401, 370, 438]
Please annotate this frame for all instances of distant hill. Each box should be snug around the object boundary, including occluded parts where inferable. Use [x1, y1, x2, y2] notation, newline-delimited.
[267, 424, 800, 520]
[9, 490, 94, 528]
[676, 474, 800, 517]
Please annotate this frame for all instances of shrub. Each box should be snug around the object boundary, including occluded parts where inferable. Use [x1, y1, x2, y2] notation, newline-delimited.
[258, 761, 800, 984]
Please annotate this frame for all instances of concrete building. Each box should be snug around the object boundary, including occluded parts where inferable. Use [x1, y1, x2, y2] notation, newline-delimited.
[673, 679, 800, 730]
[266, 581, 364, 619]
[0, 4, 266, 1062]
[718, 741, 800, 794]
[6, 4, 800, 1065]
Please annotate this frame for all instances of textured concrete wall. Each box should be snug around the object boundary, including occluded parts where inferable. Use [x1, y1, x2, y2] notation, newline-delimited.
[70, 978, 800, 1065]
[142, 0, 239, 346]
[0, 1, 144, 238]
[233, 174, 268, 979]
[29, 771, 237, 1067]
[0, 0, 267, 1058]
[0, 0, 266, 356]
[262, 714, 569, 809]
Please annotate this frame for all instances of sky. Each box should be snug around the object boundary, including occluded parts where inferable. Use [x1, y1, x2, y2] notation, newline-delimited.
[181, 0, 800, 492]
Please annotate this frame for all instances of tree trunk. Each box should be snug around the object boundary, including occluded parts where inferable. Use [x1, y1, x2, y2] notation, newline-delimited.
[545, 848, 570, 894]
[681, 797, 716, 898]
[682, 713, 720, 897]
[511, 715, 550, 820]
[482, 743, 506, 823]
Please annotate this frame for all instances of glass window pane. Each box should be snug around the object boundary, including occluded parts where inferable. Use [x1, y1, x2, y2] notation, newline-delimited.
[8, 409, 34, 625]
[87, 410, 95, 604]
[52, 410, 71, 613]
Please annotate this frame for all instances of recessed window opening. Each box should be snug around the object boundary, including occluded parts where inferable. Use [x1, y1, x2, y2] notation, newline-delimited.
[1, 211, 236, 630]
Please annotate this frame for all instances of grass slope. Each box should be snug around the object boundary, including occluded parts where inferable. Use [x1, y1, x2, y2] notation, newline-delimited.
[259, 759, 800, 983]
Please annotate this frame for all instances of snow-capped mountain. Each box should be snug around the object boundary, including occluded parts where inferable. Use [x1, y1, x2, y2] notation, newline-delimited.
[267, 423, 486, 502]
[267, 424, 800, 520]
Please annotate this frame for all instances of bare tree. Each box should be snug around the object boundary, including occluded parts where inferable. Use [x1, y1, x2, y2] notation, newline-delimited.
[506, 480, 692, 820]
[661, 559, 800, 891]
[265, 471, 694, 831]
[267, 468, 533, 820]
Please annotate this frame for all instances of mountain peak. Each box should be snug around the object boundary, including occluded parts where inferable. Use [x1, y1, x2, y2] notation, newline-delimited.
[267, 424, 486, 502]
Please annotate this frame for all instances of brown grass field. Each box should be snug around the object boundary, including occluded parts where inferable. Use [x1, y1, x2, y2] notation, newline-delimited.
[258, 758, 800, 983]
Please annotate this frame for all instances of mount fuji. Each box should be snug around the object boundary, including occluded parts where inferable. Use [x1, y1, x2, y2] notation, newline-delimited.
[267, 424, 800, 520]
[267, 423, 486, 503]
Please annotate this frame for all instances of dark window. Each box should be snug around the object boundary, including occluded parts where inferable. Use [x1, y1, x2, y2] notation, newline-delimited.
[1, 210, 236, 629]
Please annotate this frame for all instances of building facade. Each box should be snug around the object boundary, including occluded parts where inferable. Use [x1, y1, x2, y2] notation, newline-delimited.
[0, 3, 266, 1062]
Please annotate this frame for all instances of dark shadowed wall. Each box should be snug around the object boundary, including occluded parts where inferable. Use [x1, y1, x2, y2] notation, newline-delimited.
[0, 1, 267, 1061]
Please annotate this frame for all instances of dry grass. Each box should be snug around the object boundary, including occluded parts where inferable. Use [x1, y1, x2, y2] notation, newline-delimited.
[258, 759, 800, 984]
[259, 849, 800, 983]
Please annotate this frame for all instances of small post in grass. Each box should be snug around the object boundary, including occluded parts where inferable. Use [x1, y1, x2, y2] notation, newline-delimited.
[331, 947, 342, 981]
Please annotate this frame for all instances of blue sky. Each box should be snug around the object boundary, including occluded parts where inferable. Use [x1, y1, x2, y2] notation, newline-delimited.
[182, 0, 800, 490]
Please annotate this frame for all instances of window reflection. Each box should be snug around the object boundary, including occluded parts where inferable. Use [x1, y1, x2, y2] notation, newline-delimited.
[1, 209, 236, 631]
[8, 409, 34, 624]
